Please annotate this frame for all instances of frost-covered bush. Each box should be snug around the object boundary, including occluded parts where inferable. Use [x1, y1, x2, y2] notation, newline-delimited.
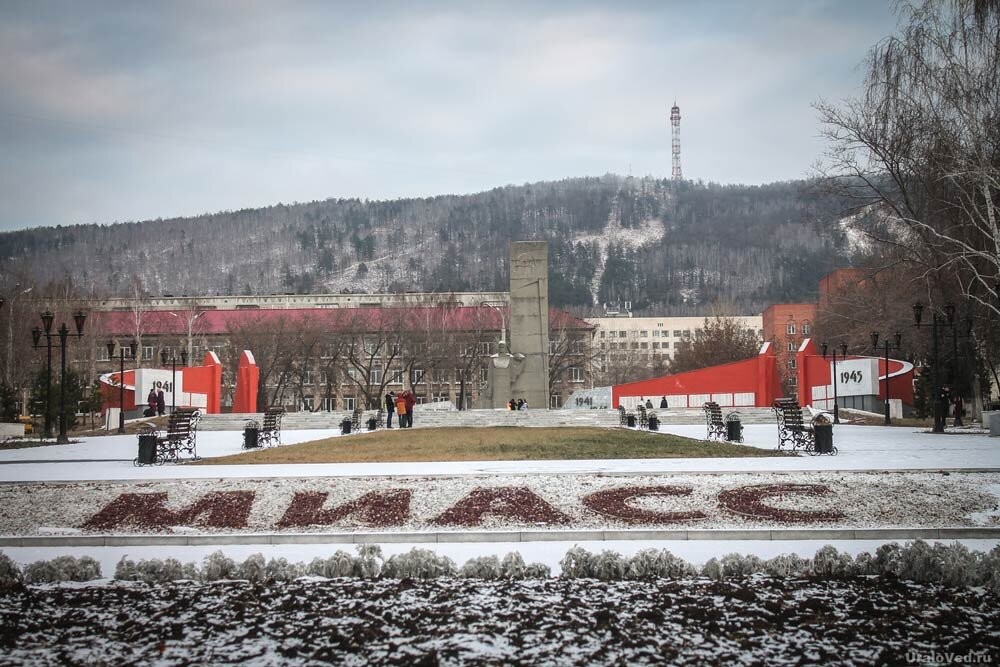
[305, 550, 358, 579]
[811, 546, 855, 578]
[200, 551, 238, 582]
[0, 551, 23, 587]
[764, 554, 810, 578]
[979, 546, 1000, 594]
[873, 542, 904, 576]
[460, 555, 503, 579]
[24, 555, 101, 583]
[500, 552, 527, 579]
[701, 557, 722, 580]
[853, 551, 876, 576]
[264, 557, 302, 582]
[718, 553, 765, 578]
[559, 548, 627, 580]
[626, 549, 697, 579]
[559, 546, 594, 579]
[381, 548, 456, 579]
[237, 554, 267, 583]
[354, 545, 383, 578]
[115, 556, 196, 583]
[523, 562, 552, 579]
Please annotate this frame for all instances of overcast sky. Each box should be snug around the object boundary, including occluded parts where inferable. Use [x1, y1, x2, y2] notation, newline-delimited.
[0, 1, 899, 232]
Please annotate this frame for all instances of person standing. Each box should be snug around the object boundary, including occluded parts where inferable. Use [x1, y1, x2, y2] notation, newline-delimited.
[659, 396, 668, 409]
[395, 392, 409, 428]
[385, 392, 395, 428]
[147, 389, 157, 417]
[403, 389, 416, 428]
[156, 389, 166, 416]
[645, 398, 653, 409]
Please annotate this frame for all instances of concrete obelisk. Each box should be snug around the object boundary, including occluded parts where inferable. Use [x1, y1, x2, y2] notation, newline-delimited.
[509, 241, 549, 409]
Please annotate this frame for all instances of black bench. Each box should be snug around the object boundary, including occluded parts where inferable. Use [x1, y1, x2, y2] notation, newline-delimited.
[135, 408, 201, 465]
[636, 405, 649, 429]
[618, 405, 637, 427]
[703, 402, 727, 441]
[772, 398, 835, 454]
[350, 407, 364, 432]
[260, 406, 285, 447]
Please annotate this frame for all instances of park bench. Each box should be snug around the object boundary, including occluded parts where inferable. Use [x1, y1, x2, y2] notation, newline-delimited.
[260, 406, 285, 447]
[350, 407, 364, 432]
[636, 404, 649, 429]
[135, 408, 201, 465]
[703, 402, 727, 441]
[618, 405, 636, 428]
[772, 398, 835, 454]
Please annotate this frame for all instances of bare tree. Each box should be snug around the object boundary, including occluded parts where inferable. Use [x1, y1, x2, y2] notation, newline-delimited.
[815, 0, 1000, 320]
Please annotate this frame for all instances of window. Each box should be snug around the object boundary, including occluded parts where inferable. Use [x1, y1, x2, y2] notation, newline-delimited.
[630, 330, 639, 338]
[344, 397, 356, 411]
[599, 330, 606, 338]
[631, 342, 639, 349]
[653, 330, 659, 337]
[370, 365, 382, 384]
[788, 359, 797, 369]
[787, 342, 796, 352]
[320, 371, 333, 385]
[802, 323, 811, 335]
[478, 341, 493, 355]
[787, 324, 796, 335]
[652, 342, 660, 349]
[143, 346, 154, 361]
[97, 346, 110, 362]
[302, 370, 314, 386]
[301, 396, 314, 411]
[390, 370, 404, 385]
[600, 342, 607, 350]
[683, 330, 691, 337]
[640, 330, 648, 337]
[549, 340, 559, 354]
[480, 367, 489, 384]
[571, 339, 585, 354]
[570, 367, 583, 382]
[657, 322, 664, 327]
[673, 330, 682, 337]
[662, 341, 670, 349]
[619, 331, 626, 338]
[322, 397, 337, 411]
[640, 342, 648, 349]
[410, 369, 424, 385]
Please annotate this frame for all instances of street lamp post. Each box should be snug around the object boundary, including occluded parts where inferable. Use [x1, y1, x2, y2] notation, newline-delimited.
[160, 349, 188, 414]
[913, 302, 947, 433]
[821, 341, 849, 424]
[870, 331, 902, 426]
[31, 311, 86, 443]
[107, 340, 135, 434]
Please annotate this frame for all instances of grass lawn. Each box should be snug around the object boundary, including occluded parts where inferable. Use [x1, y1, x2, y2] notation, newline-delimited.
[197, 426, 793, 465]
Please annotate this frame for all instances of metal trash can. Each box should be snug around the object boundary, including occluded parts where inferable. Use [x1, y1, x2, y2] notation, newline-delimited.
[243, 420, 260, 449]
[137, 434, 158, 465]
[367, 417, 377, 431]
[647, 416, 659, 431]
[725, 413, 743, 442]
[626, 414, 636, 428]
[341, 419, 352, 435]
[814, 424, 834, 453]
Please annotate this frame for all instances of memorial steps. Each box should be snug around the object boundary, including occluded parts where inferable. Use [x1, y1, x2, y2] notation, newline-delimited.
[195, 407, 780, 432]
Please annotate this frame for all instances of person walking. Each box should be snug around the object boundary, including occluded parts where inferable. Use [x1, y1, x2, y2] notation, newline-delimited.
[146, 389, 157, 417]
[156, 389, 166, 416]
[385, 392, 396, 428]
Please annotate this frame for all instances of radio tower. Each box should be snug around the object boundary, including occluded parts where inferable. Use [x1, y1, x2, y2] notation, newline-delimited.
[670, 101, 682, 180]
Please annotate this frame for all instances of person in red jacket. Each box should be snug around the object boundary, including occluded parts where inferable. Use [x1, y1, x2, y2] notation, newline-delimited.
[403, 390, 416, 428]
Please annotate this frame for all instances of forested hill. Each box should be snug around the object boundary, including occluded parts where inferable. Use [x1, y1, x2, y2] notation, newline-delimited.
[0, 175, 851, 315]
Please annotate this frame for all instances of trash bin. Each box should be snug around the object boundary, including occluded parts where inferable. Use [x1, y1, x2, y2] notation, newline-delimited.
[367, 417, 377, 431]
[814, 423, 834, 453]
[243, 420, 260, 449]
[725, 413, 743, 443]
[648, 416, 659, 431]
[341, 419, 352, 435]
[626, 414, 636, 428]
[137, 434, 158, 465]
[990, 412, 1000, 437]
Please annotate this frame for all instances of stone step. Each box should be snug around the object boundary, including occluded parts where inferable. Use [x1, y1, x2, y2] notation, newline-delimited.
[195, 408, 780, 431]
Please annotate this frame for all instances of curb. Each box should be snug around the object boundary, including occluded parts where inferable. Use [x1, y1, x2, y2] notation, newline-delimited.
[3, 527, 999, 548]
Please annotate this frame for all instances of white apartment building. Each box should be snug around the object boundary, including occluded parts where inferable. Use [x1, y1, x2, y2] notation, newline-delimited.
[586, 315, 764, 363]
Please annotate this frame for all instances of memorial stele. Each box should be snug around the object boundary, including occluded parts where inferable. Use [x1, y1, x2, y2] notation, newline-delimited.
[478, 241, 550, 409]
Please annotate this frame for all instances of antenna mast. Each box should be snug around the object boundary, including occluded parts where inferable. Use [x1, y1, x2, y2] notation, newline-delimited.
[670, 102, 682, 180]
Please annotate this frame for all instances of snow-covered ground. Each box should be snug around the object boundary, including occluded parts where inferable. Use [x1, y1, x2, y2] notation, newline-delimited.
[0, 423, 997, 482]
[2, 423, 998, 570]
